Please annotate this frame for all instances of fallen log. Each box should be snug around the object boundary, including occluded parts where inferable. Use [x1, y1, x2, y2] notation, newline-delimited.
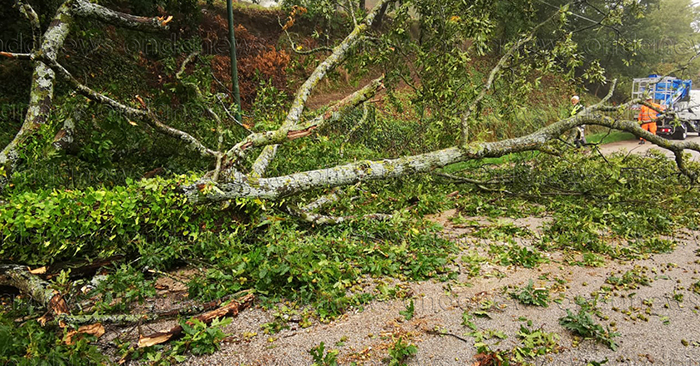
[0, 264, 69, 324]
[138, 293, 255, 348]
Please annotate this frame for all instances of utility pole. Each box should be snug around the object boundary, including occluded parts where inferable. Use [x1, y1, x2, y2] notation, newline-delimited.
[227, 0, 242, 122]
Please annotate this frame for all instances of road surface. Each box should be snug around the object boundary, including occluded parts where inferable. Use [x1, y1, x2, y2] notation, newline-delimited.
[597, 133, 700, 161]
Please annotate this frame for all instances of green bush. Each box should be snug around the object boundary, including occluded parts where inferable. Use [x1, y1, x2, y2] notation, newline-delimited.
[0, 175, 242, 265]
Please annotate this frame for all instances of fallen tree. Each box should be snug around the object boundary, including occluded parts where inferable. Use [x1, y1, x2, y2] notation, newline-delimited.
[3, 0, 698, 209]
[1, 0, 699, 349]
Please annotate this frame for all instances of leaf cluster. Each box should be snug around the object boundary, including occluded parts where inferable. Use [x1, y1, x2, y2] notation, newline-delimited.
[558, 308, 619, 351]
[387, 337, 418, 366]
[510, 280, 550, 307]
[309, 341, 339, 366]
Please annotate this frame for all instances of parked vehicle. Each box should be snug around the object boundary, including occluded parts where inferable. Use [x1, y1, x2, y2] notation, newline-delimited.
[631, 75, 700, 140]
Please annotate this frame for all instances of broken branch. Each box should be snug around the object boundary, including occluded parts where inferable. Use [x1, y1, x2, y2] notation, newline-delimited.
[0, 264, 69, 323]
[225, 76, 383, 167]
[137, 294, 255, 348]
[72, 0, 172, 31]
[0, 51, 32, 60]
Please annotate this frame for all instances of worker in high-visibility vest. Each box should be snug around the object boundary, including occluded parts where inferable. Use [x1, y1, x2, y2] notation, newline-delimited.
[570, 95, 586, 148]
[638, 97, 664, 144]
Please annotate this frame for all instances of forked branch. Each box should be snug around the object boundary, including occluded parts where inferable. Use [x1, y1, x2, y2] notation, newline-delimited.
[250, 0, 395, 176]
[224, 76, 383, 165]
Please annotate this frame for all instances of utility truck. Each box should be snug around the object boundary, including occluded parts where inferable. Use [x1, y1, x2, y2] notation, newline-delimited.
[631, 75, 700, 140]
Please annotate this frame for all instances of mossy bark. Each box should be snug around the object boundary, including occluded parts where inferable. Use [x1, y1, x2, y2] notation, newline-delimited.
[0, 2, 74, 180]
[0, 265, 69, 317]
[0, 0, 172, 187]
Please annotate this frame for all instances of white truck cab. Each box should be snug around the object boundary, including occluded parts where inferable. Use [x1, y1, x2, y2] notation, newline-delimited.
[676, 89, 700, 122]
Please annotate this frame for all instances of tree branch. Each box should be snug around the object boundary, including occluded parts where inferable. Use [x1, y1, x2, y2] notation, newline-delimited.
[137, 294, 254, 348]
[72, 0, 172, 32]
[0, 265, 69, 323]
[460, 4, 568, 144]
[224, 76, 383, 167]
[0, 0, 174, 187]
[301, 189, 343, 212]
[14, 0, 41, 50]
[46, 58, 219, 158]
[591, 79, 617, 109]
[0, 52, 32, 60]
[289, 204, 392, 225]
[279, 17, 334, 55]
[343, 102, 371, 144]
[250, 0, 395, 177]
[185, 110, 700, 203]
[175, 52, 226, 178]
[0, 1, 74, 182]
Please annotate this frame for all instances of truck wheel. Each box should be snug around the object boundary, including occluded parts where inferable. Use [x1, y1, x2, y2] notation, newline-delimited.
[673, 123, 688, 140]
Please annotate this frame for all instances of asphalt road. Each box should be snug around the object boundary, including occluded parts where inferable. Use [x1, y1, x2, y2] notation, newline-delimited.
[598, 133, 700, 161]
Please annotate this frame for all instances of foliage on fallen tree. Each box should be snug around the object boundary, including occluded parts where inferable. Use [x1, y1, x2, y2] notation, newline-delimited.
[446, 148, 700, 256]
[0, 175, 258, 265]
[1, 147, 699, 364]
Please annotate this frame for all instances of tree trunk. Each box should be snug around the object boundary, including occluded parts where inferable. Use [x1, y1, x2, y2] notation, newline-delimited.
[373, 2, 389, 29]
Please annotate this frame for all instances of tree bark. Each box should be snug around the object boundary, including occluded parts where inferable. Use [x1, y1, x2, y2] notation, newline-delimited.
[0, 265, 69, 320]
[0, 0, 172, 188]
